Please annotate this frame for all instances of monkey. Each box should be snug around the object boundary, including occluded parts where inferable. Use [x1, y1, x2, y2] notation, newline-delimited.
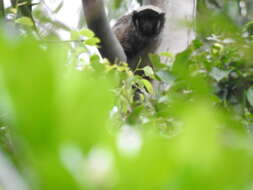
[112, 5, 165, 74]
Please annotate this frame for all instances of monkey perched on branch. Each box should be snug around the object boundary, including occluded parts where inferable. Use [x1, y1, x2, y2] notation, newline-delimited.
[113, 5, 165, 73]
[82, 1, 165, 72]
[82, 2, 166, 99]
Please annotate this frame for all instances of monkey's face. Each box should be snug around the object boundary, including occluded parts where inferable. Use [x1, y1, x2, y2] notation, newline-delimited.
[133, 9, 165, 37]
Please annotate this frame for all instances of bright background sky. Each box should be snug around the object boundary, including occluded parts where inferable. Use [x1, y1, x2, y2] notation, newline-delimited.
[4, 0, 81, 27]
[4, 0, 82, 39]
[42, 0, 82, 39]
[42, 0, 82, 29]
[3, 0, 139, 40]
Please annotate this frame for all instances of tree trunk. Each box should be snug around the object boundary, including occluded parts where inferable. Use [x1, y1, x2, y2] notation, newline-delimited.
[82, 0, 127, 63]
[144, 0, 196, 57]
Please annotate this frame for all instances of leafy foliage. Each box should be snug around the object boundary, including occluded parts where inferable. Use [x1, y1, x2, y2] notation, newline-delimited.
[0, 1, 253, 190]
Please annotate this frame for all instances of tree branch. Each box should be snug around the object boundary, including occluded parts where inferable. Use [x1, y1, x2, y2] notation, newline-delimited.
[82, 0, 126, 63]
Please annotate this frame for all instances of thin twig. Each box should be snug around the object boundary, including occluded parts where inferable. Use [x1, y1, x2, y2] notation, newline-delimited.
[40, 39, 84, 44]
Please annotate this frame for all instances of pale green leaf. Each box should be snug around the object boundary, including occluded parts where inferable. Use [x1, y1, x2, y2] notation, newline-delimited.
[156, 70, 175, 84]
[85, 37, 100, 46]
[209, 67, 230, 82]
[141, 79, 153, 94]
[143, 66, 154, 78]
[15, 17, 33, 27]
[247, 86, 253, 107]
[70, 30, 80, 40]
[80, 29, 95, 38]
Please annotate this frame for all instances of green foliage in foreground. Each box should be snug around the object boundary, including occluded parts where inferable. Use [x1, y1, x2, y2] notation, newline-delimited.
[0, 24, 253, 190]
[0, 1, 253, 189]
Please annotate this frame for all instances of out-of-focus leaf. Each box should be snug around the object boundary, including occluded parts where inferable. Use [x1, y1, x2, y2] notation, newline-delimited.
[15, 17, 33, 27]
[113, 0, 123, 9]
[160, 52, 175, 63]
[127, 105, 144, 124]
[79, 28, 95, 38]
[141, 79, 153, 94]
[85, 37, 100, 46]
[209, 67, 230, 82]
[70, 30, 80, 40]
[149, 53, 167, 70]
[156, 70, 175, 84]
[246, 86, 253, 107]
[10, 8, 17, 14]
[143, 66, 154, 78]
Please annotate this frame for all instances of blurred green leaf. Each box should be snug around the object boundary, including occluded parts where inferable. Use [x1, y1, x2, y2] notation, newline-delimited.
[0, 1, 253, 190]
[79, 28, 95, 38]
[85, 37, 100, 46]
[113, 0, 123, 9]
[246, 86, 253, 107]
[15, 16, 33, 27]
[143, 66, 154, 78]
[156, 70, 175, 84]
[209, 67, 230, 82]
[70, 30, 80, 40]
[141, 79, 153, 94]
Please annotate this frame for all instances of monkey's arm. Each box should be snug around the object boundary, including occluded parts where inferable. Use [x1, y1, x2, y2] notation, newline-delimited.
[112, 14, 138, 59]
[82, 0, 127, 63]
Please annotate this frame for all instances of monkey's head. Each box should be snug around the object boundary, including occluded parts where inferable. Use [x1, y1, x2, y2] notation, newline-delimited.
[133, 6, 165, 38]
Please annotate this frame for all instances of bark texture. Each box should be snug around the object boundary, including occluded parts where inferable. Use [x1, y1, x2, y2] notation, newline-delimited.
[82, 0, 127, 63]
[144, 0, 196, 56]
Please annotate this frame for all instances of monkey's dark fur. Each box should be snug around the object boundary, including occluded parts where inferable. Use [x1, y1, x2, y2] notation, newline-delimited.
[113, 6, 165, 73]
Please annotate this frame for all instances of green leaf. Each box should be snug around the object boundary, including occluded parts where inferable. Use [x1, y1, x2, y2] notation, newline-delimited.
[160, 52, 175, 63]
[10, 8, 17, 14]
[79, 29, 95, 38]
[209, 67, 230, 82]
[247, 86, 253, 107]
[90, 55, 105, 72]
[15, 17, 34, 27]
[212, 43, 224, 55]
[113, 0, 123, 9]
[156, 70, 175, 84]
[70, 30, 80, 40]
[85, 37, 100, 46]
[143, 66, 154, 78]
[172, 48, 192, 78]
[90, 55, 100, 64]
[149, 53, 166, 70]
[75, 47, 87, 54]
[141, 79, 153, 94]
[127, 105, 144, 124]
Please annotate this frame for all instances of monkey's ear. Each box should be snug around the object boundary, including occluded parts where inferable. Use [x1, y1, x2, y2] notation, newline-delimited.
[156, 13, 165, 34]
[133, 10, 138, 17]
[159, 12, 165, 19]
[159, 12, 165, 27]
